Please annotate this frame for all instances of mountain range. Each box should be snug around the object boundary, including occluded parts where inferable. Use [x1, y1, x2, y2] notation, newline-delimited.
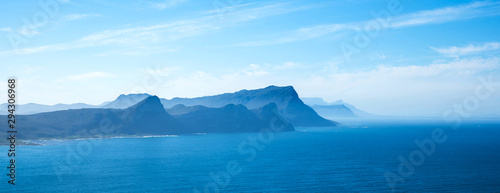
[160, 86, 336, 127]
[7, 96, 295, 140]
[2, 86, 332, 140]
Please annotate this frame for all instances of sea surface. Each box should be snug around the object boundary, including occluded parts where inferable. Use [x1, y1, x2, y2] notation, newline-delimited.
[1, 119, 500, 192]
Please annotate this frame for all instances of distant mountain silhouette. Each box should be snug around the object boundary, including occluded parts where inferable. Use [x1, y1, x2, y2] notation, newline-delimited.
[0, 103, 102, 115]
[0, 93, 154, 116]
[5, 86, 337, 127]
[1, 86, 342, 140]
[161, 86, 336, 127]
[7, 96, 294, 140]
[309, 104, 358, 118]
[302, 97, 377, 118]
[9, 96, 184, 140]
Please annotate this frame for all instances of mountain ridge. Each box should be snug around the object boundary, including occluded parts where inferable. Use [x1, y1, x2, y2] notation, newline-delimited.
[161, 85, 337, 127]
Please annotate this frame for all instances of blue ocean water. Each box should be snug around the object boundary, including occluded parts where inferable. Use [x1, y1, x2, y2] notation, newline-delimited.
[1, 119, 500, 192]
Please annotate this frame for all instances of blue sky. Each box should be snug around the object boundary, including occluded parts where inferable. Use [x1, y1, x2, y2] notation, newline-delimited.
[1, 0, 500, 116]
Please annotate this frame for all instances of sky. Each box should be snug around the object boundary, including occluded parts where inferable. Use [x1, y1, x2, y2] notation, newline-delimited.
[1, 0, 500, 117]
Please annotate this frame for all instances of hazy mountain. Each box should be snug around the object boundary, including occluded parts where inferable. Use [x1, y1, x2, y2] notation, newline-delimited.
[9, 96, 185, 140]
[302, 97, 377, 118]
[0, 102, 101, 115]
[333, 100, 378, 118]
[162, 86, 298, 109]
[161, 86, 337, 127]
[7, 96, 295, 140]
[309, 104, 358, 118]
[301, 97, 329, 106]
[4, 86, 337, 127]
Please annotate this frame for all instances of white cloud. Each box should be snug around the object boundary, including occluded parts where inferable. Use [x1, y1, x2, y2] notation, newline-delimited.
[0, 27, 12, 32]
[274, 62, 302, 70]
[96, 46, 177, 56]
[151, 0, 187, 10]
[143, 65, 179, 77]
[67, 72, 114, 81]
[298, 57, 500, 116]
[152, 57, 500, 116]
[237, 24, 353, 46]
[431, 42, 500, 57]
[62, 14, 101, 21]
[230, 64, 270, 77]
[17, 25, 42, 36]
[371, 53, 387, 60]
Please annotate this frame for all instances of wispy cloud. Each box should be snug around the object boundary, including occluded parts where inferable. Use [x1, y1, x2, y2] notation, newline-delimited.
[239, 64, 270, 77]
[151, 0, 187, 10]
[96, 46, 177, 56]
[390, 1, 500, 28]
[273, 62, 302, 70]
[0, 1, 311, 56]
[67, 72, 114, 81]
[4, 13, 99, 41]
[236, 24, 353, 46]
[62, 14, 101, 21]
[237, 1, 500, 46]
[431, 42, 500, 57]
[0, 27, 12, 32]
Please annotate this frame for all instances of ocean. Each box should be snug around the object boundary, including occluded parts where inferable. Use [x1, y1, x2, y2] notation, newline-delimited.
[1, 119, 500, 192]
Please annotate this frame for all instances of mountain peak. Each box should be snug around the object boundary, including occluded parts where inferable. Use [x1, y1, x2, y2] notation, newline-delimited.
[104, 93, 152, 109]
[117, 93, 151, 99]
[128, 96, 165, 113]
[264, 85, 294, 89]
[331, 100, 345, 105]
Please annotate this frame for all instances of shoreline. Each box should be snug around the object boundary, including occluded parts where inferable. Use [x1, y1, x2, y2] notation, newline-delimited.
[0, 134, 182, 146]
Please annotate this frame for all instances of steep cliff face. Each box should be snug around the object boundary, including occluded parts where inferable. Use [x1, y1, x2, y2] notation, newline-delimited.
[280, 96, 337, 127]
